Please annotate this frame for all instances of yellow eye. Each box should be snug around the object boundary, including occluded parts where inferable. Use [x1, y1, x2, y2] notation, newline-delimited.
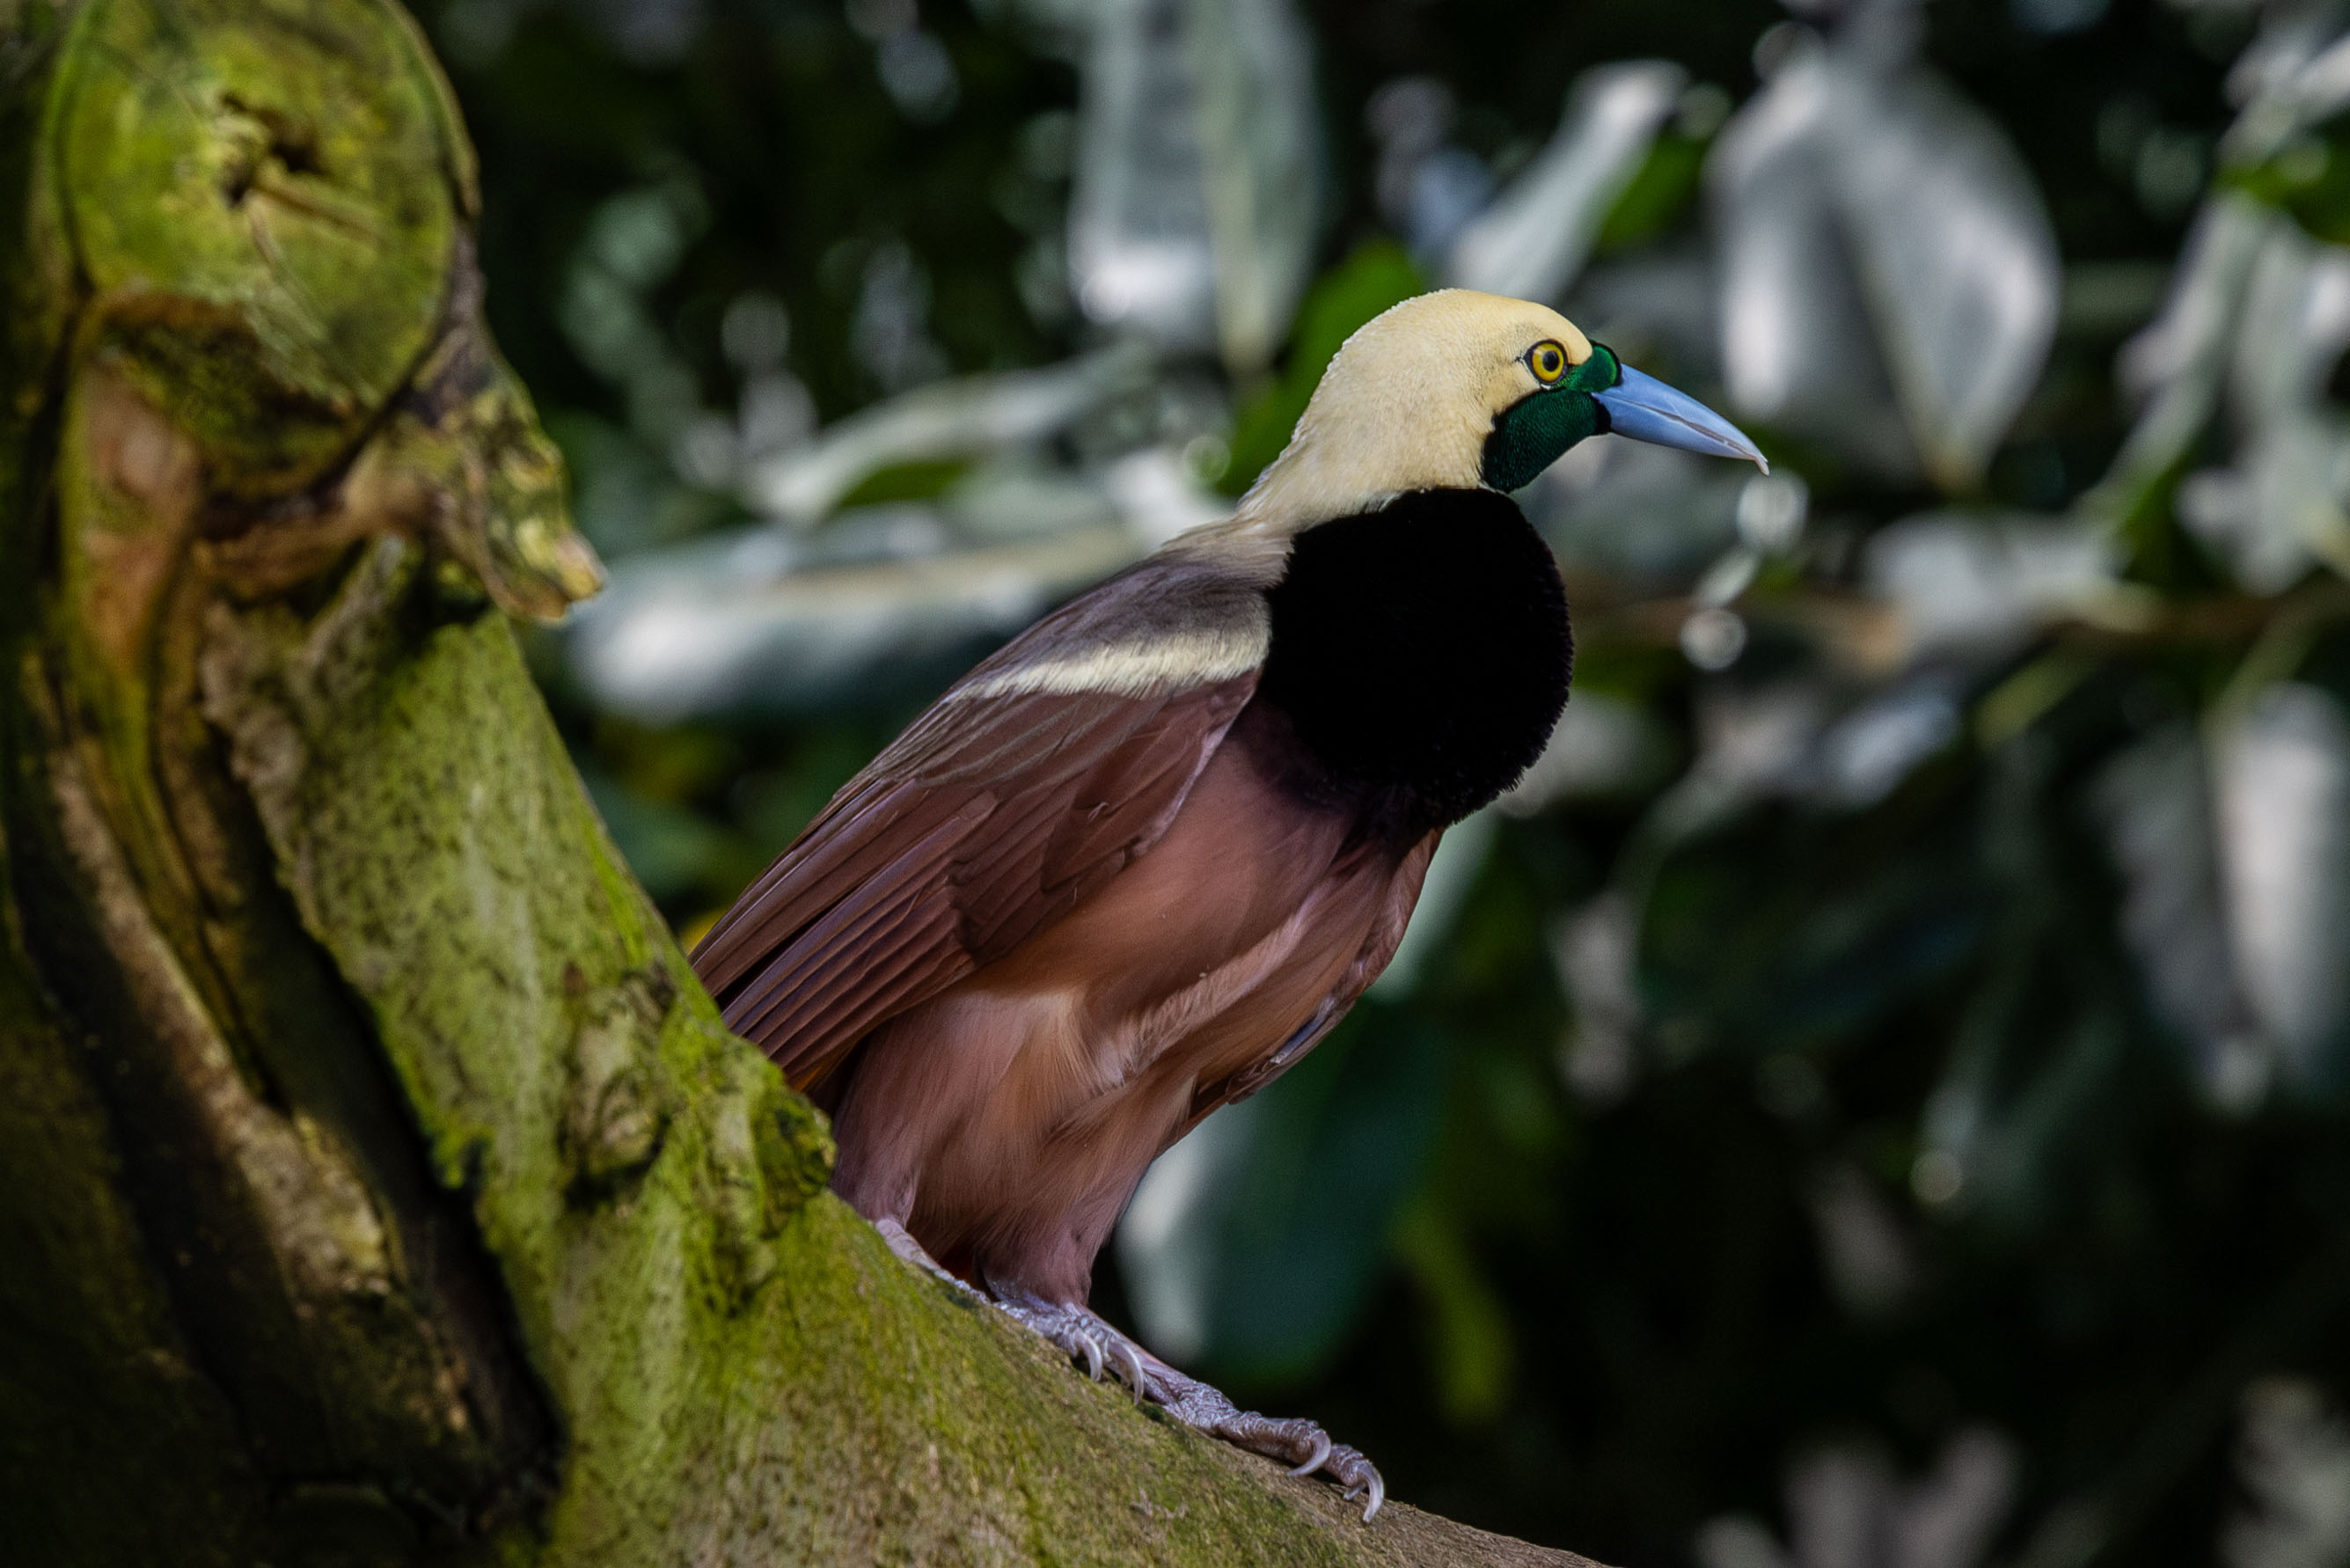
[1527, 340, 1569, 385]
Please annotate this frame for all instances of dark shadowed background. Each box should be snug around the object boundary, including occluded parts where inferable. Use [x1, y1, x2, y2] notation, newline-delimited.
[407, 0, 2350, 1561]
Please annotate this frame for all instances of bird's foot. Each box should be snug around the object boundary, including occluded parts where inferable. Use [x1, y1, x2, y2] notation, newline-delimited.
[1145, 1359, 1385, 1522]
[993, 1296, 1153, 1402]
[981, 1286, 1383, 1521]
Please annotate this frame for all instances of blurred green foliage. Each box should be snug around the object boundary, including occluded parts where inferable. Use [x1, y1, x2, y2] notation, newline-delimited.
[421, 1, 2350, 1564]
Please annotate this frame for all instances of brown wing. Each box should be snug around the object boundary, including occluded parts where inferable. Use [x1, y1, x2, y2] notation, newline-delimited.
[1172, 827, 1442, 1139]
[692, 555, 1269, 1090]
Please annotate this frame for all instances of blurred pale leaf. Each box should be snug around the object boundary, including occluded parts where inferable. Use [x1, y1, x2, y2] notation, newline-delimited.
[1183, 0, 1321, 372]
[1669, 670, 1960, 813]
[1711, 37, 2058, 487]
[1828, 67, 2058, 488]
[1862, 512, 2123, 660]
[1554, 891, 1644, 1104]
[2215, 681, 2350, 1090]
[1895, 1432, 2018, 1568]
[2090, 724, 2268, 1109]
[743, 346, 1153, 525]
[2092, 193, 2273, 532]
[1789, 1446, 1895, 1568]
[2225, 1377, 2350, 1568]
[2179, 417, 2350, 593]
[1067, 0, 1318, 370]
[1711, 39, 1924, 480]
[1812, 675, 1964, 807]
[2222, 26, 2350, 172]
[1446, 61, 1687, 305]
[1696, 1516, 1796, 1568]
[1500, 689, 1682, 814]
[2176, 220, 2350, 590]
[1731, 1430, 2014, 1568]
[1689, 679, 1834, 799]
[1806, 1161, 1917, 1317]
[2229, 220, 2350, 429]
[1099, 444, 1232, 546]
[1530, 435, 1748, 589]
[563, 524, 1141, 720]
[1068, 0, 1219, 351]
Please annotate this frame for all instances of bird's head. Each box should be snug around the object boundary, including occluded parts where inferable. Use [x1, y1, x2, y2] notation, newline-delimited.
[1234, 289, 1765, 533]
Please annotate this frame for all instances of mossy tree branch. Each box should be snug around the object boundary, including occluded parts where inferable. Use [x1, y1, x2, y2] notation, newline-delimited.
[0, 4, 1600, 1563]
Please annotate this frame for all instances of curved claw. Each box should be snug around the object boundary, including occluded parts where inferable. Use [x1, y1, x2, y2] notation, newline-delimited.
[1327, 1447, 1384, 1522]
[994, 1297, 1159, 1404]
[1110, 1337, 1151, 1403]
[1285, 1431, 1334, 1478]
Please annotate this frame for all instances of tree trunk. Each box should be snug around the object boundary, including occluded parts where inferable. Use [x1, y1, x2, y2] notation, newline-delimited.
[0, 4, 1599, 1563]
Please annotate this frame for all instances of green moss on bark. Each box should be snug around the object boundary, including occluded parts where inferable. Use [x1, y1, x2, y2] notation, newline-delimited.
[0, 3, 1599, 1563]
[53, 0, 465, 495]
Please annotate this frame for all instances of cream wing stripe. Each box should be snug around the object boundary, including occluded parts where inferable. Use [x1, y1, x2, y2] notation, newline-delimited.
[956, 619, 1269, 700]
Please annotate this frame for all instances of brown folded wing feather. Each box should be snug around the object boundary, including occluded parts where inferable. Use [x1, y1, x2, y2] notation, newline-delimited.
[692, 611, 1263, 1090]
[1173, 826, 1439, 1139]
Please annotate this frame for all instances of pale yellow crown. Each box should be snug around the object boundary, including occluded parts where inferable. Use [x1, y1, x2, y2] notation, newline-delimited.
[1236, 289, 1592, 531]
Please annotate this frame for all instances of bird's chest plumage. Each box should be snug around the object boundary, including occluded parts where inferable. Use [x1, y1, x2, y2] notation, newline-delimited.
[1249, 487, 1573, 839]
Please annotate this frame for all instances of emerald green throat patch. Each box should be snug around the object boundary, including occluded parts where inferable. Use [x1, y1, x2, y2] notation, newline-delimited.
[1480, 344, 1620, 493]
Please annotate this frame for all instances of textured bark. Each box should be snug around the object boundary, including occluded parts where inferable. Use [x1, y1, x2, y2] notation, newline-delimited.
[0, 4, 1602, 1564]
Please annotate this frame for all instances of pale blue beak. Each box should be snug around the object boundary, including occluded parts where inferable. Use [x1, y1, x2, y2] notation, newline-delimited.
[1595, 363, 1769, 473]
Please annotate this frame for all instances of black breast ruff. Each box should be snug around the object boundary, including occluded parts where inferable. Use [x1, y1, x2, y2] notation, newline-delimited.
[1252, 487, 1573, 839]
